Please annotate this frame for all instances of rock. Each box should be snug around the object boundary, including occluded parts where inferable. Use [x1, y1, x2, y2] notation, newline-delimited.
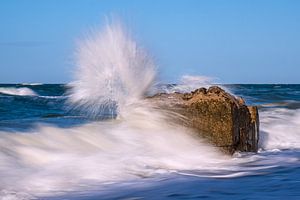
[148, 86, 259, 154]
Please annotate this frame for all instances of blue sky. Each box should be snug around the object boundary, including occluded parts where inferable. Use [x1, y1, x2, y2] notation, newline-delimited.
[0, 0, 299, 83]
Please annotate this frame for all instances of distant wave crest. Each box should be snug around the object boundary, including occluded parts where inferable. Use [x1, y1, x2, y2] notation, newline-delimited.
[20, 83, 43, 86]
[0, 87, 37, 96]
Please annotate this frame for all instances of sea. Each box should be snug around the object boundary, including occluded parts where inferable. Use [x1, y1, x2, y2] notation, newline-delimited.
[1, 22, 299, 200]
[0, 83, 299, 200]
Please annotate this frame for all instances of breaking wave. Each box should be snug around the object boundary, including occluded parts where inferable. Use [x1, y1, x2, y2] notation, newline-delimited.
[20, 83, 43, 86]
[0, 106, 229, 198]
[0, 21, 299, 199]
[0, 87, 37, 96]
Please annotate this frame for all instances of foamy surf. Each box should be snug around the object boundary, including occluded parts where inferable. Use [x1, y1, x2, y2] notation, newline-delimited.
[20, 83, 43, 86]
[260, 108, 300, 149]
[1, 106, 298, 199]
[0, 87, 37, 96]
[0, 104, 230, 198]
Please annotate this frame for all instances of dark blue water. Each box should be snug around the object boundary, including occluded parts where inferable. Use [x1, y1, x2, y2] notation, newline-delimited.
[0, 84, 299, 200]
[0, 84, 89, 132]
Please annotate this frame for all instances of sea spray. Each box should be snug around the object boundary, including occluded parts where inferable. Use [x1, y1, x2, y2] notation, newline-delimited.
[68, 21, 156, 118]
[0, 104, 229, 198]
[157, 75, 217, 94]
[152, 75, 236, 95]
[259, 108, 300, 149]
[0, 21, 231, 198]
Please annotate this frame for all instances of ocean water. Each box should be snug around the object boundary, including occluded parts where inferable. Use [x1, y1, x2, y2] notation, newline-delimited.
[0, 84, 299, 200]
[1, 22, 299, 200]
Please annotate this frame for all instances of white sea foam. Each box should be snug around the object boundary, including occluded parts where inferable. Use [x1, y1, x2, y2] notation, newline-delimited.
[20, 83, 43, 86]
[38, 95, 64, 99]
[0, 87, 37, 96]
[0, 105, 229, 198]
[260, 108, 300, 149]
[1, 106, 297, 198]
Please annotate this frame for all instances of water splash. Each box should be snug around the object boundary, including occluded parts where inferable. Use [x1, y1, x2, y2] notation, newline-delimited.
[68, 21, 156, 117]
[260, 108, 300, 149]
[0, 105, 228, 198]
[1, 20, 299, 200]
[155, 75, 217, 94]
